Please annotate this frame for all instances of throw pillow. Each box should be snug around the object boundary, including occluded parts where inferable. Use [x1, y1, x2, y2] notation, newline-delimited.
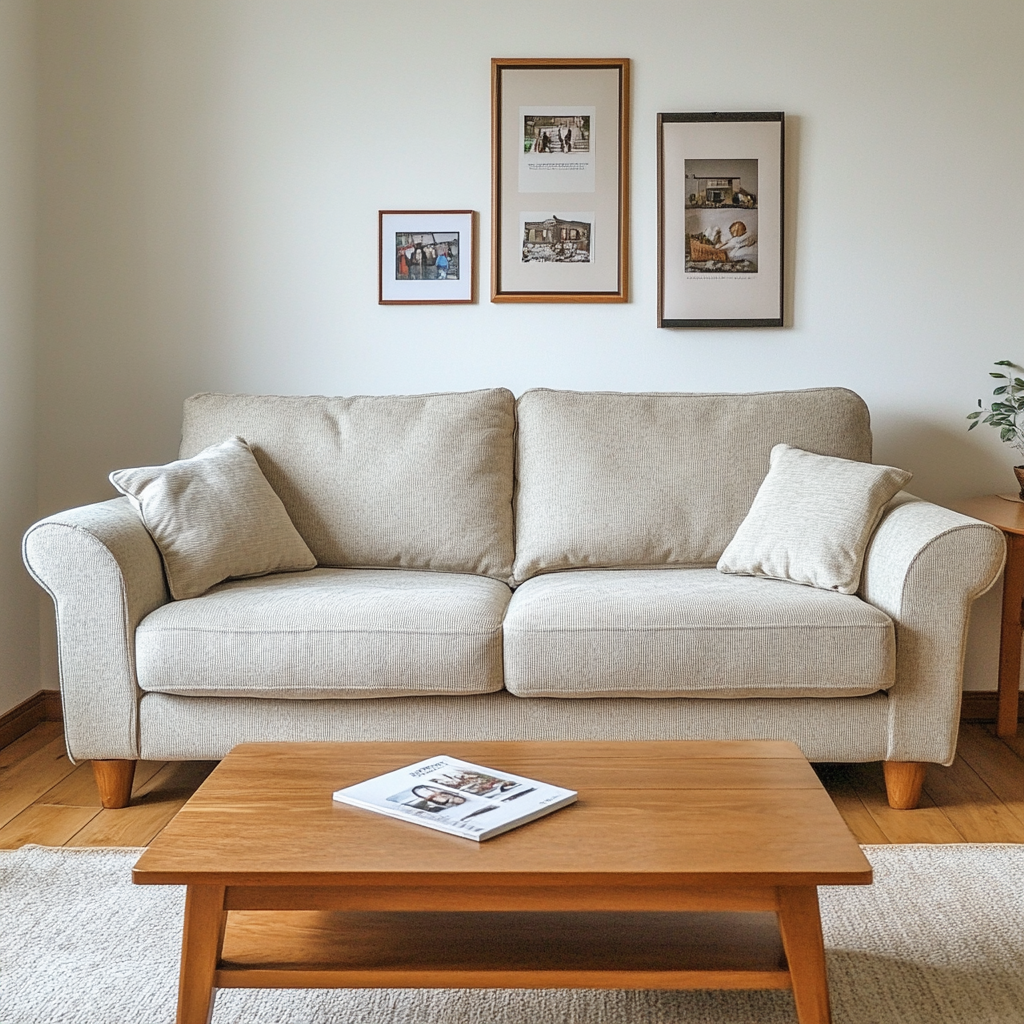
[716, 443, 912, 594]
[110, 435, 317, 600]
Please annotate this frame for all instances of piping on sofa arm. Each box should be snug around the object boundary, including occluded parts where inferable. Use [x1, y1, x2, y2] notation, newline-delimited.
[859, 491, 1006, 767]
[23, 497, 169, 762]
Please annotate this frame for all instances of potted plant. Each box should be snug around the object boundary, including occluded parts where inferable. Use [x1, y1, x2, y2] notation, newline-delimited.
[968, 359, 1024, 498]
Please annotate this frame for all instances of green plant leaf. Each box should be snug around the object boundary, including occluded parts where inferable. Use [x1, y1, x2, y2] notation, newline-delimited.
[990, 372, 1008, 378]
[968, 421, 978, 431]
[994, 386, 1009, 394]
[967, 411, 982, 419]
[995, 360, 1015, 367]
[1001, 427, 1015, 441]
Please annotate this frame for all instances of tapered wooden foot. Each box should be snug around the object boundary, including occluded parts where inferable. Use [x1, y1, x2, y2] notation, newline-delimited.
[883, 761, 927, 809]
[92, 759, 137, 808]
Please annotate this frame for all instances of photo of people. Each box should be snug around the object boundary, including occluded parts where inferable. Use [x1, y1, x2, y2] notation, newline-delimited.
[521, 213, 592, 263]
[394, 231, 459, 281]
[683, 159, 758, 274]
[428, 769, 519, 796]
[523, 114, 590, 154]
[387, 785, 468, 815]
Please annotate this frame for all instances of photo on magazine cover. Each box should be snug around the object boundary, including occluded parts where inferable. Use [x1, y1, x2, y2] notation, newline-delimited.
[386, 784, 502, 829]
[684, 158, 758, 274]
[386, 784, 504, 831]
[387, 785, 468, 814]
[427, 768, 519, 796]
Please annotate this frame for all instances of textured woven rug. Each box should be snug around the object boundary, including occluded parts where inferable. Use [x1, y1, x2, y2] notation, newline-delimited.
[1, 844, 1021, 1024]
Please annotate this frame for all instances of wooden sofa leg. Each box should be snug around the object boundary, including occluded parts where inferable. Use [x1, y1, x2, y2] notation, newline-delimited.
[92, 759, 137, 809]
[883, 761, 927, 810]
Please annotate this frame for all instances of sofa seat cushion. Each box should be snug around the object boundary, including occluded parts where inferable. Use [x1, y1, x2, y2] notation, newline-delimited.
[135, 568, 510, 699]
[502, 568, 894, 699]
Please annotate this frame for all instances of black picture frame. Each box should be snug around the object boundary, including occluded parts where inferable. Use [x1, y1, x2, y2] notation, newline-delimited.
[658, 112, 784, 328]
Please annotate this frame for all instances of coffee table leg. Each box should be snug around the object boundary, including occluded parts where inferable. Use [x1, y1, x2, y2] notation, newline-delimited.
[777, 886, 831, 1024]
[177, 884, 227, 1024]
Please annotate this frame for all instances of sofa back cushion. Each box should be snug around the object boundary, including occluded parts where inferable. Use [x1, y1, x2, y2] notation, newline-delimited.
[181, 389, 516, 579]
[512, 388, 872, 583]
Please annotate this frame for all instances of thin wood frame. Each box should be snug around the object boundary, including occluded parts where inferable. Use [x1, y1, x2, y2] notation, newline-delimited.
[491, 58, 630, 303]
[658, 112, 784, 328]
[379, 210, 475, 305]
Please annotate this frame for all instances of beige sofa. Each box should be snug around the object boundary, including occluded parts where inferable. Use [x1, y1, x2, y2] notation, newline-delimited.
[23, 387, 1005, 810]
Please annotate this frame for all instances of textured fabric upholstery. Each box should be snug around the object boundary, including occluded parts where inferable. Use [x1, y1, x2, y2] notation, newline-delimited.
[22, 499, 169, 761]
[22, 389, 1006, 771]
[110, 435, 316, 600]
[180, 390, 515, 580]
[512, 387, 873, 584]
[859, 494, 1005, 764]
[718, 444, 912, 594]
[139, 690, 892, 763]
[136, 568, 511, 699]
[503, 568, 894, 698]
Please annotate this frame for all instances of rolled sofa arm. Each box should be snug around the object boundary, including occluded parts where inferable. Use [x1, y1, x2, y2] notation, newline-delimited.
[859, 492, 1005, 765]
[23, 498, 169, 761]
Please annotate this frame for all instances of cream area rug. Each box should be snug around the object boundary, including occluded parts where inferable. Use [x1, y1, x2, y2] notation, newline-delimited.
[1, 844, 1021, 1024]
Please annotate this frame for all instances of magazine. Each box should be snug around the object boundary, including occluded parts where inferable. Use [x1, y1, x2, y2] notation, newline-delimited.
[332, 755, 577, 841]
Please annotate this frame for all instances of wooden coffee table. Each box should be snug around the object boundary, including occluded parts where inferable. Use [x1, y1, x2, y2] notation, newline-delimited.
[133, 740, 871, 1024]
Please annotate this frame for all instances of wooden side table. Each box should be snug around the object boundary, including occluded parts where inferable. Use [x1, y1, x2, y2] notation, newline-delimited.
[950, 494, 1024, 737]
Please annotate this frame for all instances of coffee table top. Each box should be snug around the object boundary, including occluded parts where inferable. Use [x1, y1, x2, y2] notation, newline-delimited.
[133, 740, 871, 888]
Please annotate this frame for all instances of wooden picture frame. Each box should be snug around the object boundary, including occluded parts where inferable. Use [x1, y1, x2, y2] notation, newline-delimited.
[658, 112, 784, 327]
[379, 210, 475, 305]
[491, 58, 630, 303]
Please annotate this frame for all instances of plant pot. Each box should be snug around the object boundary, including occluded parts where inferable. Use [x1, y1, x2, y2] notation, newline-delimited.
[1014, 466, 1024, 500]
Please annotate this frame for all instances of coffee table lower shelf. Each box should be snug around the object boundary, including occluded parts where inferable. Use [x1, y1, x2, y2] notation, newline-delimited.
[213, 908, 793, 991]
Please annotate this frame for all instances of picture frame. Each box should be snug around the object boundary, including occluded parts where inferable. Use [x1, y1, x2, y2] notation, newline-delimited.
[491, 58, 630, 303]
[379, 210, 475, 304]
[657, 112, 784, 328]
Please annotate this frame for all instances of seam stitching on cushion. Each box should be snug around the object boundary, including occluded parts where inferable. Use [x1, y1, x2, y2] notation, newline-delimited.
[139, 626, 505, 637]
[503, 623, 892, 633]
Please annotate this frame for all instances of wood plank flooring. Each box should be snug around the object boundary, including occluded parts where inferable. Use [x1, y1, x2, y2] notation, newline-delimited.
[0, 723, 1021, 848]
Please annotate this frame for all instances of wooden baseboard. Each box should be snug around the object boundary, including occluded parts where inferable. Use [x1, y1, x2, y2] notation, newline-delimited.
[961, 690, 1023, 723]
[0, 689, 63, 750]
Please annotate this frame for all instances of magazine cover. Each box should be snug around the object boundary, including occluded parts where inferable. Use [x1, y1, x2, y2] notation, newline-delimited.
[332, 755, 577, 841]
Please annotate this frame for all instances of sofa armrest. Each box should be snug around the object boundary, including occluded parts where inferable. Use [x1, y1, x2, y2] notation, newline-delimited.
[23, 498, 170, 761]
[859, 492, 1005, 765]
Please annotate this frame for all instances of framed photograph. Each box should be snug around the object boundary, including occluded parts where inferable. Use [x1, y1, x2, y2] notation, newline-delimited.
[658, 112, 784, 327]
[379, 210, 475, 304]
[491, 58, 629, 303]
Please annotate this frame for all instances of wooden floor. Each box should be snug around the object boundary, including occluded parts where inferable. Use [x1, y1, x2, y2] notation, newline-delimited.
[0, 722, 1021, 849]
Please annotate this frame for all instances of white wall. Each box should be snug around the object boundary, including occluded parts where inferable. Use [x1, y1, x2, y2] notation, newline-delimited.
[28, 0, 1024, 700]
[0, 0, 39, 715]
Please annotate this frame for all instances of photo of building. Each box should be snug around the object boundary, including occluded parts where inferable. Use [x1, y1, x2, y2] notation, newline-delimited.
[522, 215, 592, 262]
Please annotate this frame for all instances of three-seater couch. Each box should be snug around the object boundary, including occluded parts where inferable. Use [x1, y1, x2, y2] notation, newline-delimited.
[23, 387, 1005, 810]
